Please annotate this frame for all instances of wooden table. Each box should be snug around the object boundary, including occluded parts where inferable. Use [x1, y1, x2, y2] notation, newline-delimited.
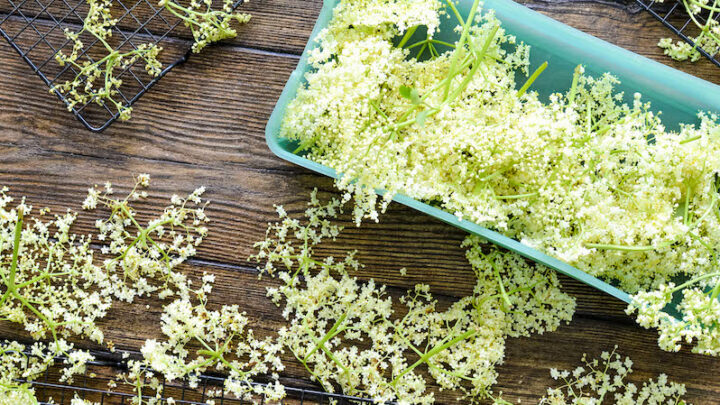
[1, 0, 720, 403]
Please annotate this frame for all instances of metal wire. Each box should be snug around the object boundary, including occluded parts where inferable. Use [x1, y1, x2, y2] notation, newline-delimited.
[635, 0, 720, 68]
[17, 352, 380, 405]
[0, 0, 244, 132]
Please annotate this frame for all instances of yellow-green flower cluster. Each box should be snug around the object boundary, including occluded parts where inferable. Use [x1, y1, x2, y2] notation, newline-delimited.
[0, 187, 111, 345]
[83, 175, 209, 302]
[54, 0, 163, 121]
[628, 277, 720, 356]
[253, 191, 575, 404]
[54, 0, 251, 121]
[121, 274, 286, 404]
[542, 347, 688, 404]
[0, 177, 213, 404]
[281, 0, 720, 295]
[160, 0, 252, 53]
[0, 341, 53, 404]
[656, 0, 720, 62]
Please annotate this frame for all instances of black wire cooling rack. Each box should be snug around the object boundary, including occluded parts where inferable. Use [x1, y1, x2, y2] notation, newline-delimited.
[19, 352, 380, 405]
[635, 0, 720, 68]
[0, 0, 243, 132]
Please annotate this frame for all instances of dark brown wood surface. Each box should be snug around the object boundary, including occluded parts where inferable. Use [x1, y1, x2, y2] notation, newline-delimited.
[1, 0, 720, 403]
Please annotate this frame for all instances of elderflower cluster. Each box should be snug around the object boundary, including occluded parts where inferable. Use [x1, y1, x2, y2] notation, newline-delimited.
[253, 192, 575, 404]
[541, 347, 688, 404]
[0, 187, 111, 345]
[655, 0, 720, 62]
[0, 341, 51, 404]
[0, 340, 97, 404]
[628, 279, 720, 356]
[159, 0, 251, 53]
[53, 0, 163, 120]
[121, 273, 285, 404]
[83, 174, 210, 302]
[0, 178, 217, 403]
[281, 0, 720, 295]
[54, 0, 251, 121]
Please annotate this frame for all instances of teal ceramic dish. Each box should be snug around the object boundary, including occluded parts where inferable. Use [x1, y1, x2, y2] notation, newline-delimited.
[265, 0, 720, 305]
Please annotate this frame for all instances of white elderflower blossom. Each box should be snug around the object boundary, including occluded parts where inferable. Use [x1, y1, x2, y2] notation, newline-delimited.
[121, 274, 285, 403]
[628, 276, 720, 356]
[541, 348, 688, 404]
[84, 174, 210, 302]
[0, 189, 111, 345]
[254, 192, 576, 404]
[160, 0, 251, 53]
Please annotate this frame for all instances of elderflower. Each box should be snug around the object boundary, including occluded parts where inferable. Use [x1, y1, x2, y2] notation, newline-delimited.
[281, 0, 720, 298]
[541, 347, 688, 404]
[84, 174, 210, 302]
[0, 188, 111, 345]
[628, 278, 720, 356]
[54, 0, 252, 121]
[53, 0, 163, 120]
[654, 0, 720, 62]
[121, 273, 285, 403]
[160, 0, 252, 53]
[254, 191, 575, 404]
[0, 340, 96, 403]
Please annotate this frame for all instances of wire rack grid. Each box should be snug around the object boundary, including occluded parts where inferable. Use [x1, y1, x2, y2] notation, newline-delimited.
[18, 353, 381, 405]
[0, 0, 243, 132]
[635, 0, 720, 68]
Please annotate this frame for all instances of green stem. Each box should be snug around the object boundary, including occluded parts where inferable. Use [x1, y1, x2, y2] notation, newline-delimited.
[566, 64, 583, 105]
[397, 25, 419, 49]
[517, 61, 548, 98]
[585, 242, 673, 252]
[303, 312, 347, 362]
[390, 329, 476, 386]
[443, 0, 482, 100]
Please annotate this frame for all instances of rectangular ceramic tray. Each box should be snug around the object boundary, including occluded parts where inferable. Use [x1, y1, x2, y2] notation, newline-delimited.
[265, 0, 720, 304]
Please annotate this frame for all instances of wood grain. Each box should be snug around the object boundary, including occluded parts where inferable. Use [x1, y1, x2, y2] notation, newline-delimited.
[1, 0, 720, 403]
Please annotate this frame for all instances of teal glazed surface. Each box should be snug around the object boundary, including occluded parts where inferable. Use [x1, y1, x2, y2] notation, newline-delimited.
[265, 0, 720, 305]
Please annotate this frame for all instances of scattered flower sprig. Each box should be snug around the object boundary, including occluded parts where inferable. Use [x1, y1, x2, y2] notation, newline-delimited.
[0, 177, 215, 403]
[0, 340, 52, 405]
[53, 0, 162, 120]
[656, 0, 720, 62]
[120, 273, 285, 404]
[159, 0, 251, 53]
[253, 191, 575, 404]
[541, 347, 689, 404]
[83, 174, 210, 302]
[0, 186, 111, 347]
[53, 0, 251, 121]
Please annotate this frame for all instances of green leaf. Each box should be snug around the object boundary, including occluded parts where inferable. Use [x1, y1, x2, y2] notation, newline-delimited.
[400, 86, 421, 105]
[416, 110, 430, 127]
